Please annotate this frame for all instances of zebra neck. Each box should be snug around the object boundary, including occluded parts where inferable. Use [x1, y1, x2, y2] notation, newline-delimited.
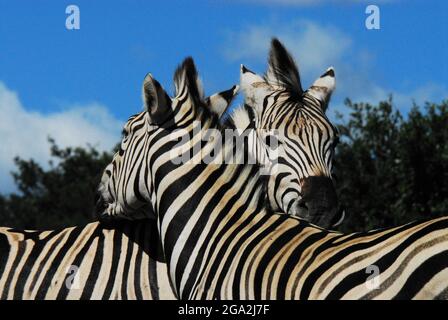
[152, 119, 269, 297]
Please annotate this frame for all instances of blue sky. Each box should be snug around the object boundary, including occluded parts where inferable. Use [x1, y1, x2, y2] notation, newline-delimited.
[0, 0, 447, 193]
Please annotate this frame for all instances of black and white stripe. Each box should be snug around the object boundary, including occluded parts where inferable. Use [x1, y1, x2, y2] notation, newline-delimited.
[0, 220, 176, 299]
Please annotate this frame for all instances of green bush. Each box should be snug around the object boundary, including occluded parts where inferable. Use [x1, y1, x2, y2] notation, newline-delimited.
[334, 98, 448, 232]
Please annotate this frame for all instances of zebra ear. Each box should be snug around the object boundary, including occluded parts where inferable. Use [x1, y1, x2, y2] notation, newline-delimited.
[142, 73, 172, 124]
[205, 85, 239, 118]
[173, 57, 204, 105]
[265, 38, 303, 98]
[306, 67, 336, 111]
[240, 64, 269, 115]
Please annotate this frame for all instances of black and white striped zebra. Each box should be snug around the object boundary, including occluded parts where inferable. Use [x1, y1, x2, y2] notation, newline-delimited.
[0, 220, 175, 299]
[97, 57, 448, 299]
[0, 86, 239, 300]
[224, 39, 343, 228]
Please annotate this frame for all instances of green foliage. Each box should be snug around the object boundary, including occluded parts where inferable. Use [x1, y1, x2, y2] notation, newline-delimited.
[0, 99, 447, 232]
[0, 138, 113, 229]
[334, 98, 448, 232]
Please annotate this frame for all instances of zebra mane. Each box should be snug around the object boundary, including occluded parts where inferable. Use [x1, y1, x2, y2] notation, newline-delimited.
[265, 38, 303, 99]
[225, 104, 256, 130]
[173, 57, 205, 103]
[222, 104, 272, 213]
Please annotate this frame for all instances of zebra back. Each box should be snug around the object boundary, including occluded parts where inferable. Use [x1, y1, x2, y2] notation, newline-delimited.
[0, 220, 176, 300]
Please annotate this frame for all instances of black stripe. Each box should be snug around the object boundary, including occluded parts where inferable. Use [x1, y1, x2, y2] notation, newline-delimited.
[12, 231, 52, 299]
[27, 231, 61, 295]
[120, 224, 135, 299]
[228, 214, 276, 299]
[254, 222, 305, 299]
[241, 65, 254, 74]
[56, 225, 100, 299]
[0, 233, 26, 299]
[435, 286, 448, 300]
[219, 85, 237, 104]
[102, 227, 123, 299]
[79, 226, 105, 299]
[133, 223, 145, 300]
[277, 228, 329, 299]
[237, 214, 289, 299]
[34, 228, 81, 299]
[148, 258, 160, 299]
[321, 68, 335, 78]
[394, 250, 448, 299]
[0, 232, 9, 289]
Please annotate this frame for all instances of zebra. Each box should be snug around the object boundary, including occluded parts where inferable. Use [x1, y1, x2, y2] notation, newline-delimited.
[0, 220, 175, 299]
[0, 85, 239, 300]
[224, 38, 343, 229]
[97, 56, 448, 299]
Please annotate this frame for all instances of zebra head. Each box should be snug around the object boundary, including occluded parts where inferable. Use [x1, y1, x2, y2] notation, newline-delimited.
[96, 58, 239, 220]
[238, 38, 343, 229]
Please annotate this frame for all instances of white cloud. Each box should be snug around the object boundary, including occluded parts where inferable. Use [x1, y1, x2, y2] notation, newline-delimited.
[0, 82, 122, 194]
[393, 84, 448, 109]
[351, 83, 448, 107]
[224, 20, 351, 78]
